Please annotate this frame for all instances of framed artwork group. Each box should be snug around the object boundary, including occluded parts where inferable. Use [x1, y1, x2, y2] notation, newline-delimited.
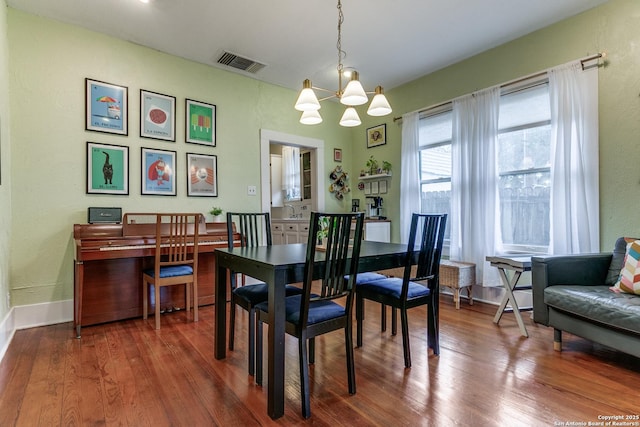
[84, 77, 219, 197]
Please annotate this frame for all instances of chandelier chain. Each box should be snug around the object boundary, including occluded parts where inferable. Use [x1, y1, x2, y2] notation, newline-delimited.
[336, 0, 345, 75]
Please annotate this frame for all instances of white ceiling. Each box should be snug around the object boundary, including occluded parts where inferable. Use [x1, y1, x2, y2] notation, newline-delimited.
[7, 0, 609, 93]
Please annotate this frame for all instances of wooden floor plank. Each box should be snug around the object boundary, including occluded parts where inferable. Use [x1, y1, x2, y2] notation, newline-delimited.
[0, 297, 639, 426]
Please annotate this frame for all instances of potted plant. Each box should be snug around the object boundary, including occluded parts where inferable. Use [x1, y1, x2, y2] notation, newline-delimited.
[209, 207, 224, 222]
[317, 216, 330, 246]
[382, 160, 392, 175]
[366, 155, 379, 175]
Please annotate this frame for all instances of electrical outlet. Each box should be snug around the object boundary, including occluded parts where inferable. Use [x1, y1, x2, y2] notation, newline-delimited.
[247, 185, 257, 196]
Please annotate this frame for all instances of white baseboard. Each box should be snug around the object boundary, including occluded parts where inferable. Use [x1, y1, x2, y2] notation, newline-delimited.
[0, 299, 73, 364]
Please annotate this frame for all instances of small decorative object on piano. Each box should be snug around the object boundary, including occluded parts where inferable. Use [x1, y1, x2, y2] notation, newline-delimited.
[209, 206, 224, 222]
[88, 207, 122, 224]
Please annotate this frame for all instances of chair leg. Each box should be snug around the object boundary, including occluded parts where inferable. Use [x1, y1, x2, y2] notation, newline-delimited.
[356, 295, 364, 347]
[193, 280, 198, 322]
[345, 322, 356, 395]
[228, 298, 236, 351]
[186, 281, 191, 314]
[401, 308, 411, 368]
[428, 299, 440, 356]
[309, 338, 315, 364]
[299, 336, 311, 419]
[247, 308, 255, 376]
[391, 307, 397, 336]
[255, 317, 263, 386]
[155, 284, 161, 330]
[381, 303, 387, 332]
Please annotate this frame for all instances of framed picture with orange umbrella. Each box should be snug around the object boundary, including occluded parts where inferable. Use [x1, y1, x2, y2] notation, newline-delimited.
[85, 78, 128, 136]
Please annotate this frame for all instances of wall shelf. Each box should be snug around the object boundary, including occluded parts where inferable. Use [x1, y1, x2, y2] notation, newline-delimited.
[358, 173, 392, 181]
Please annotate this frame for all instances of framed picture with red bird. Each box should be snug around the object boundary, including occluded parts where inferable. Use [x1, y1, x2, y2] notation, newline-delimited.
[85, 78, 128, 135]
[141, 147, 176, 196]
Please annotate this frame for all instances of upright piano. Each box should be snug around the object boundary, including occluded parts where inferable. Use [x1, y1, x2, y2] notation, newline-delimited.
[73, 213, 239, 337]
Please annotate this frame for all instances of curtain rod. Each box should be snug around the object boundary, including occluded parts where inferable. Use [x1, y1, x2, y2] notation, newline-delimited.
[392, 52, 604, 122]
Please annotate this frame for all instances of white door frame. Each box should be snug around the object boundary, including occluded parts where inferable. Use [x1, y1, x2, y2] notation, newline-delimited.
[259, 129, 325, 215]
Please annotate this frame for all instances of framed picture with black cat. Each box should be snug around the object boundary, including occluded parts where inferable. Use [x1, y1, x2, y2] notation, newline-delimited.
[85, 78, 128, 136]
[141, 147, 176, 196]
[86, 142, 129, 195]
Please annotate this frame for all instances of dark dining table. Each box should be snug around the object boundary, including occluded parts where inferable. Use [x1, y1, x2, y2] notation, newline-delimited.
[214, 241, 409, 420]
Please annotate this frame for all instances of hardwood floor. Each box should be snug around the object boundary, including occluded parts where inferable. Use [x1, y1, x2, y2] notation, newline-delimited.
[1, 295, 639, 426]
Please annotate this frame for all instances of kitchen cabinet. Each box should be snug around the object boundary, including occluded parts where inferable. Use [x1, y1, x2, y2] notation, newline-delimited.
[271, 220, 310, 245]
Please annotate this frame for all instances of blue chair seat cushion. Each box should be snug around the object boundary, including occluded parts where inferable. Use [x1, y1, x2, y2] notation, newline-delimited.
[256, 294, 345, 326]
[358, 277, 430, 300]
[144, 265, 193, 278]
[345, 272, 387, 285]
[233, 283, 303, 305]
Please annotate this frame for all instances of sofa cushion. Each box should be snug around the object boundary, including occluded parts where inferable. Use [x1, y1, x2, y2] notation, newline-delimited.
[544, 285, 640, 334]
[605, 237, 637, 285]
[612, 239, 640, 295]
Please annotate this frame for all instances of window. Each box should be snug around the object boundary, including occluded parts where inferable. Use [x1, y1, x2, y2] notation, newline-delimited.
[419, 81, 551, 253]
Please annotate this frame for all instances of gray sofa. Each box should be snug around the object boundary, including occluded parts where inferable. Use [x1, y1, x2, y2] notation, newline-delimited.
[532, 237, 640, 358]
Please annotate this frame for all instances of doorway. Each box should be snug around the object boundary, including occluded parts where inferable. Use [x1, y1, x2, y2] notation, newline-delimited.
[259, 129, 325, 216]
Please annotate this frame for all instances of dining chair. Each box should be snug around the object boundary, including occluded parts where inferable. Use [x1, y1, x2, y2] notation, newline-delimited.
[142, 213, 202, 330]
[255, 212, 365, 419]
[355, 213, 447, 367]
[226, 212, 303, 376]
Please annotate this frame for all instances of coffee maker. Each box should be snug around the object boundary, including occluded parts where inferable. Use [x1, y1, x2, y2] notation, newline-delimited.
[365, 196, 384, 219]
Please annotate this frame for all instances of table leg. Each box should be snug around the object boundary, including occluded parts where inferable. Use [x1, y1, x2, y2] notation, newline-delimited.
[493, 268, 529, 337]
[214, 260, 228, 360]
[267, 271, 286, 419]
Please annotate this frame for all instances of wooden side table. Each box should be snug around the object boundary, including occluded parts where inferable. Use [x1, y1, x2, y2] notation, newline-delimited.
[486, 256, 532, 337]
[439, 260, 476, 309]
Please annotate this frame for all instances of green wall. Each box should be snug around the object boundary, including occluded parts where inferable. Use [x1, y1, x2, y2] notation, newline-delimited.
[6, 9, 352, 306]
[1, 0, 12, 320]
[356, 0, 640, 246]
[4, 0, 640, 309]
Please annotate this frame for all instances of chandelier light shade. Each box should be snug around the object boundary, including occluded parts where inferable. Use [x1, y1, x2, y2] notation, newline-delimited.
[294, 79, 321, 111]
[294, 0, 392, 126]
[300, 109, 323, 125]
[339, 107, 361, 127]
[340, 71, 368, 106]
[367, 86, 393, 116]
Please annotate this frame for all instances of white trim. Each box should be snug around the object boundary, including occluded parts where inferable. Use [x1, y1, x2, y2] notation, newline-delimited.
[259, 129, 325, 215]
[0, 299, 74, 364]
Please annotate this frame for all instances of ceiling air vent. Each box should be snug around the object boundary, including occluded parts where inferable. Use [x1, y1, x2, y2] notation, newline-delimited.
[217, 51, 266, 74]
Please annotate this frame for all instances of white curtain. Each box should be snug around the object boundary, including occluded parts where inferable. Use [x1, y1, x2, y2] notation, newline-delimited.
[400, 112, 421, 244]
[451, 87, 502, 286]
[281, 146, 300, 201]
[548, 62, 599, 254]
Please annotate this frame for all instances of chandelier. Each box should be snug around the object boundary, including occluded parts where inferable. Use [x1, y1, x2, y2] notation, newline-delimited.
[294, 0, 392, 127]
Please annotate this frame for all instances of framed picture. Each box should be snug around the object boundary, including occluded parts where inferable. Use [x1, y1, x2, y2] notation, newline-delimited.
[363, 182, 371, 195]
[186, 153, 218, 197]
[366, 123, 386, 148]
[334, 148, 342, 162]
[85, 78, 128, 135]
[379, 180, 388, 194]
[371, 181, 379, 194]
[140, 89, 176, 141]
[86, 141, 129, 195]
[141, 147, 176, 196]
[186, 99, 216, 146]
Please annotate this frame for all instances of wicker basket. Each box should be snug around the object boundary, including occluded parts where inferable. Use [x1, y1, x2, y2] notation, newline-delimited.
[439, 260, 476, 309]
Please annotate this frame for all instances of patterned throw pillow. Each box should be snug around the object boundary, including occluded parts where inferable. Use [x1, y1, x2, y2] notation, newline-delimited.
[611, 239, 640, 295]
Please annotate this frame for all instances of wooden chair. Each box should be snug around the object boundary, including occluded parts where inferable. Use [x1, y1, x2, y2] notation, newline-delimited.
[255, 212, 365, 418]
[142, 213, 202, 330]
[355, 213, 447, 367]
[226, 212, 303, 376]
